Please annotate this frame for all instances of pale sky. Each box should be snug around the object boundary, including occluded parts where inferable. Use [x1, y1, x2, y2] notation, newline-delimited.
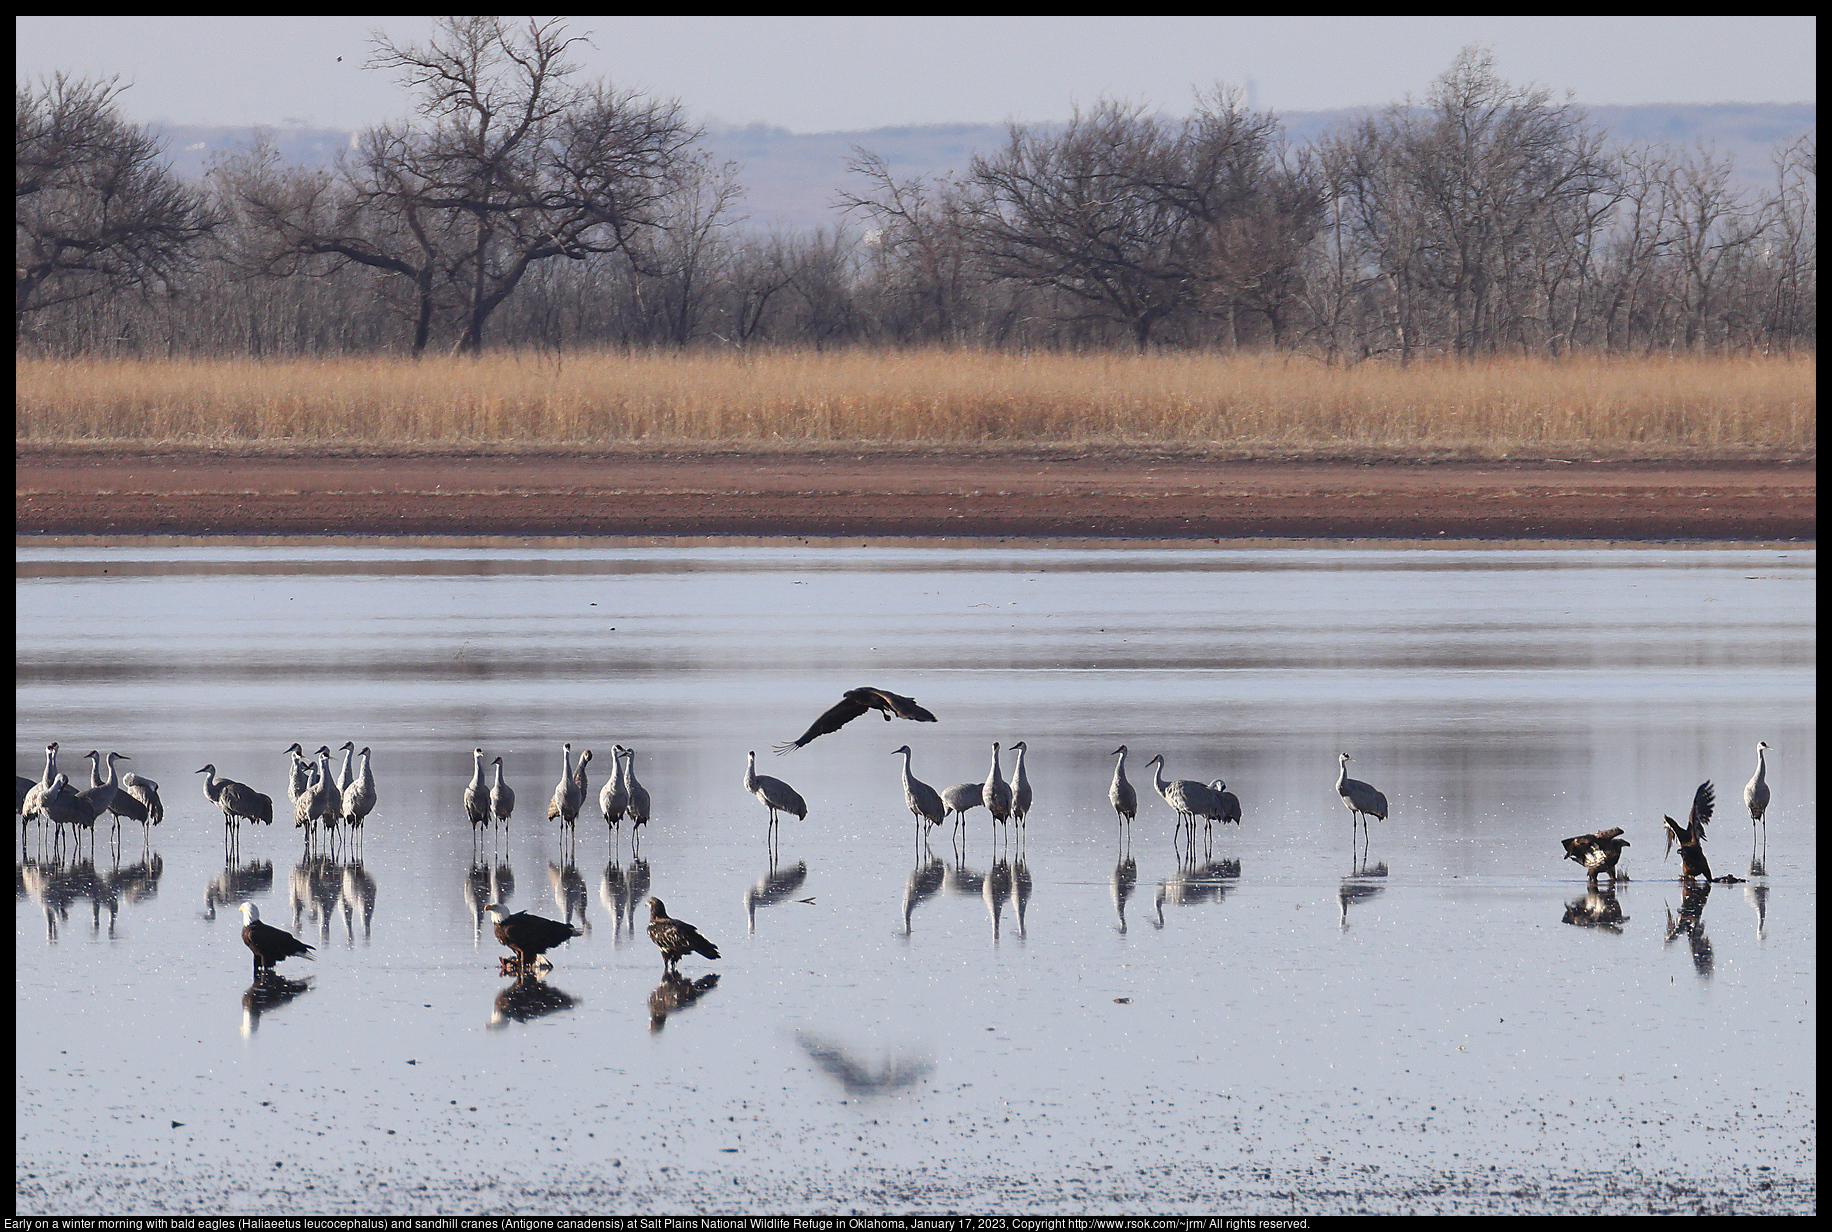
[15, 16, 1818, 134]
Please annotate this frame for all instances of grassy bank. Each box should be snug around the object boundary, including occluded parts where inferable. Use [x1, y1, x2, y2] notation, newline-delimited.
[14, 350, 1816, 458]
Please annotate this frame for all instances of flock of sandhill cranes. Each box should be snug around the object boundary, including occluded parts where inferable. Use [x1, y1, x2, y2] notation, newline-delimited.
[15, 743, 164, 846]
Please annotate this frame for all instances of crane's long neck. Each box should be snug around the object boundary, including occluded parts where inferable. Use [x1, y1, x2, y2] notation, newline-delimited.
[90, 754, 105, 788]
[42, 746, 57, 785]
[1755, 746, 1768, 783]
[1152, 759, 1169, 793]
[622, 749, 636, 787]
[744, 753, 757, 793]
[1337, 757, 1349, 792]
[339, 747, 355, 778]
[987, 746, 1003, 782]
[492, 762, 504, 789]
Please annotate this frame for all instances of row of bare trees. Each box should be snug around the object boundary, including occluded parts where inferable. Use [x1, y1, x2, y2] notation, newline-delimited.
[16, 36, 1815, 360]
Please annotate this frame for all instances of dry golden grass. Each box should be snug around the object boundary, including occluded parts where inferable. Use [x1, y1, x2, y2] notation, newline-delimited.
[14, 349, 1815, 458]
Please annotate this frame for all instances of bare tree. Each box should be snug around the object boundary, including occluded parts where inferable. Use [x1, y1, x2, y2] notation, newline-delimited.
[16, 76, 215, 329]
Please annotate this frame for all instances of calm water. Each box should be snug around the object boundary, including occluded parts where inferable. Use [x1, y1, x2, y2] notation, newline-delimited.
[15, 545, 1816, 1214]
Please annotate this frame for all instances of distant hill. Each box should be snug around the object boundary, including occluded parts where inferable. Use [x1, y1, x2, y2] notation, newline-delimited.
[153, 102, 1815, 232]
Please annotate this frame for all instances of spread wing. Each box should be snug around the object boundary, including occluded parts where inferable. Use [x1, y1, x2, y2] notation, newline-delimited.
[1663, 815, 1680, 860]
[1689, 780, 1714, 843]
[853, 687, 937, 723]
[774, 694, 872, 753]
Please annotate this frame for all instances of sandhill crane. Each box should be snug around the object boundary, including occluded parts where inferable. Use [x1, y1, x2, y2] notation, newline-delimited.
[1109, 745, 1138, 840]
[984, 743, 1012, 836]
[775, 686, 938, 753]
[1744, 741, 1772, 850]
[283, 743, 312, 808]
[21, 742, 59, 826]
[745, 750, 806, 850]
[109, 766, 163, 839]
[599, 746, 629, 835]
[892, 745, 945, 838]
[1336, 753, 1388, 847]
[308, 746, 340, 837]
[79, 751, 128, 834]
[571, 748, 593, 810]
[464, 748, 488, 833]
[941, 782, 983, 837]
[38, 774, 93, 844]
[1009, 741, 1033, 835]
[548, 743, 582, 832]
[342, 747, 375, 836]
[1145, 754, 1213, 842]
[621, 746, 651, 847]
[490, 756, 514, 830]
[1204, 780, 1242, 837]
[197, 764, 272, 832]
[334, 741, 356, 822]
[1664, 780, 1716, 881]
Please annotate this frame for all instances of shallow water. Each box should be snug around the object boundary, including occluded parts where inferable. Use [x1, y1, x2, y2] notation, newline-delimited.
[15, 544, 1816, 1214]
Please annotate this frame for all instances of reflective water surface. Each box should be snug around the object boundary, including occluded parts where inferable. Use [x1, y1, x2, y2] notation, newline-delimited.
[16, 545, 1816, 1214]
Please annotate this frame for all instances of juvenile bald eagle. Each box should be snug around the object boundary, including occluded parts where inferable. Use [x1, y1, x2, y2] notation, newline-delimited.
[647, 897, 720, 972]
[484, 903, 581, 972]
[1663, 781, 1715, 881]
[1561, 827, 1631, 883]
[239, 902, 314, 977]
[775, 687, 937, 753]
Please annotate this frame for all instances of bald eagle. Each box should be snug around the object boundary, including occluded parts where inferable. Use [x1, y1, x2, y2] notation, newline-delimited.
[775, 687, 937, 753]
[484, 903, 581, 972]
[239, 902, 314, 977]
[647, 897, 720, 972]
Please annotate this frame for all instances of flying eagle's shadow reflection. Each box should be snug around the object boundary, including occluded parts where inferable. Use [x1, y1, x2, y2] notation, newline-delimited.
[794, 1030, 934, 1097]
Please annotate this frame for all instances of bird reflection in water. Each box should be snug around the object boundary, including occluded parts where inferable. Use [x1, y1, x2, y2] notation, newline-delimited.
[548, 861, 590, 933]
[1012, 857, 1032, 940]
[1336, 863, 1387, 929]
[1665, 881, 1715, 979]
[204, 857, 274, 923]
[20, 854, 100, 941]
[648, 972, 719, 1032]
[1561, 888, 1630, 932]
[1111, 857, 1138, 935]
[794, 1030, 934, 1098]
[900, 854, 944, 938]
[1744, 881, 1769, 940]
[339, 861, 377, 943]
[241, 972, 312, 1036]
[490, 973, 579, 1028]
[743, 859, 809, 933]
[288, 854, 350, 944]
[1152, 857, 1243, 929]
[983, 859, 1011, 942]
[598, 861, 628, 942]
[621, 859, 651, 938]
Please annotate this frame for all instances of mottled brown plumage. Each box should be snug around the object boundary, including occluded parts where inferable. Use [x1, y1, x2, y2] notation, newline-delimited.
[647, 897, 720, 972]
[1561, 826, 1631, 882]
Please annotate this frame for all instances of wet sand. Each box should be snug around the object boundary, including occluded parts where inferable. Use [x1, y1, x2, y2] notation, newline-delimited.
[13, 448, 1816, 542]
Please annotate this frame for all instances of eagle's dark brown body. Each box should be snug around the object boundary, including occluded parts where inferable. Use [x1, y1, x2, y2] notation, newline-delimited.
[239, 903, 314, 977]
[775, 687, 938, 753]
[647, 897, 720, 971]
[1561, 827, 1631, 882]
[1663, 781, 1716, 881]
[486, 905, 581, 971]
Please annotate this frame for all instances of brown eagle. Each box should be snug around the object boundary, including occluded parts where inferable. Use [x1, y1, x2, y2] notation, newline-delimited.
[647, 897, 721, 972]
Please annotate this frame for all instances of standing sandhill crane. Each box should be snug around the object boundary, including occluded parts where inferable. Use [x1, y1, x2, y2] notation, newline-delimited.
[197, 764, 272, 832]
[110, 766, 164, 839]
[775, 686, 938, 752]
[571, 748, 593, 811]
[548, 743, 582, 832]
[1664, 780, 1716, 881]
[283, 744, 312, 809]
[1009, 741, 1033, 835]
[342, 747, 375, 837]
[1743, 741, 1772, 850]
[941, 782, 983, 837]
[292, 763, 319, 838]
[79, 751, 128, 836]
[1335, 753, 1389, 848]
[464, 748, 488, 834]
[38, 774, 93, 844]
[1205, 780, 1243, 836]
[334, 741, 356, 823]
[745, 750, 806, 850]
[489, 756, 515, 830]
[1109, 746, 1137, 842]
[1145, 754, 1214, 842]
[621, 746, 651, 848]
[308, 746, 340, 838]
[983, 743, 1012, 837]
[599, 746, 629, 836]
[21, 742, 59, 826]
[891, 745, 945, 838]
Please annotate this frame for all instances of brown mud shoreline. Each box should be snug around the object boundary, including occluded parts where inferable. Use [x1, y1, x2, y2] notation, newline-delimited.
[14, 447, 1816, 543]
